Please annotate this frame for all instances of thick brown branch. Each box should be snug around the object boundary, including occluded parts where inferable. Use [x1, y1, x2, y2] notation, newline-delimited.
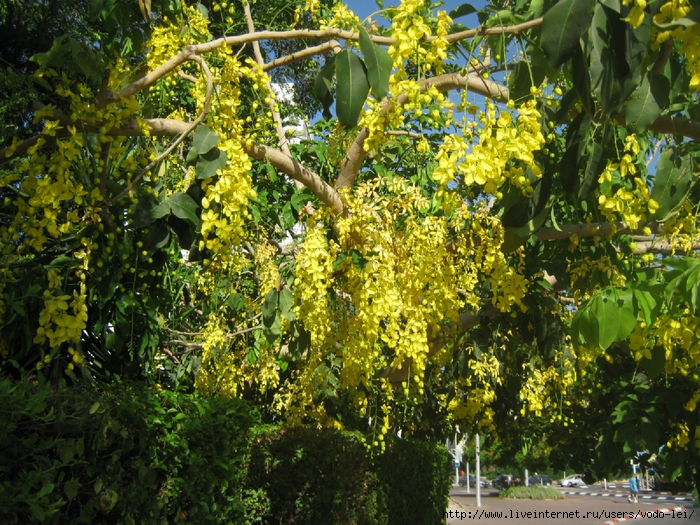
[110, 55, 213, 205]
[336, 72, 508, 190]
[106, 21, 541, 103]
[245, 142, 344, 215]
[443, 17, 543, 43]
[633, 238, 700, 255]
[264, 40, 342, 72]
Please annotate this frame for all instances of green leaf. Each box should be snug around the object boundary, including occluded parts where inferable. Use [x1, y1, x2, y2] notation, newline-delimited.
[192, 125, 220, 156]
[151, 200, 171, 220]
[612, 288, 637, 341]
[335, 49, 370, 128]
[89, 401, 101, 414]
[578, 140, 604, 200]
[142, 221, 170, 254]
[578, 287, 635, 349]
[570, 44, 595, 116]
[38, 483, 55, 497]
[449, 3, 477, 19]
[282, 201, 296, 228]
[279, 288, 295, 322]
[195, 148, 228, 179]
[262, 289, 279, 328]
[169, 192, 201, 227]
[541, 0, 596, 68]
[501, 228, 530, 253]
[291, 189, 311, 212]
[560, 112, 592, 192]
[507, 62, 546, 102]
[650, 149, 695, 222]
[64, 480, 81, 501]
[29, 502, 45, 521]
[625, 73, 670, 133]
[263, 312, 281, 344]
[314, 56, 336, 120]
[589, 293, 618, 349]
[632, 289, 656, 325]
[639, 345, 666, 378]
[358, 27, 392, 101]
[588, 4, 646, 116]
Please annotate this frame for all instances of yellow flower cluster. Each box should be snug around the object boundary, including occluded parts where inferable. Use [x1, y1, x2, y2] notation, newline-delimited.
[387, 0, 450, 75]
[275, 176, 531, 429]
[597, 136, 658, 230]
[667, 421, 691, 450]
[293, 223, 336, 348]
[319, 3, 361, 31]
[435, 100, 545, 195]
[33, 281, 88, 348]
[625, 0, 700, 90]
[195, 56, 265, 262]
[448, 354, 501, 432]
[628, 313, 700, 373]
[567, 256, 627, 300]
[470, 216, 529, 313]
[195, 314, 245, 397]
[255, 241, 280, 301]
[147, 5, 211, 71]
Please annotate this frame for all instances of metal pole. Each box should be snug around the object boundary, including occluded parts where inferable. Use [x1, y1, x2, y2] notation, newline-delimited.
[476, 433, 482, 507]
[525, 468, 529, 487]
[454, 432, 459, 487]
[466, 461, 470, 494]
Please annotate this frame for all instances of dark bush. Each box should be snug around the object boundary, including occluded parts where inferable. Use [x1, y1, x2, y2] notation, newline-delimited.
[374, 437, 453, 525]
[0, 377, 262, 525]
[0, 377, 451, 524]
[246, 426, 383, 525]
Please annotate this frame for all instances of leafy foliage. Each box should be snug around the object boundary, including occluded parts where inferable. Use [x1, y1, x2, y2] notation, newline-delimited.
[0, 376, 452, 524]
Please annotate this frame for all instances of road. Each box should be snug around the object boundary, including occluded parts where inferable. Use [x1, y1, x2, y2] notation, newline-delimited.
[446, 486, 699, 525]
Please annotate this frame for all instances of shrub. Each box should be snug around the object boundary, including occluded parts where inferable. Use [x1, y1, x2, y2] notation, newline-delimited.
[0, 377, 262, 524]
[499, 486, 564, 500]
[0, 376, 452, 524]
[374, 438, 453, 525]
[246, 426, 383, 525]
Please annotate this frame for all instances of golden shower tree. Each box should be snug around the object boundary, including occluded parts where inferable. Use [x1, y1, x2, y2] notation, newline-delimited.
[1, 0, 699, 483]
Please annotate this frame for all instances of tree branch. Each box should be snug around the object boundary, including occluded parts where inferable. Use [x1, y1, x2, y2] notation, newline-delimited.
[243, 1, 302, 189]
[245, 142, 344, 215]
[109, 54, 213, 205]
[535, 221, 661, 242]
[264, 40, 342, 72]
[104, 20, 541, 103]
[335, 71, 508, 190]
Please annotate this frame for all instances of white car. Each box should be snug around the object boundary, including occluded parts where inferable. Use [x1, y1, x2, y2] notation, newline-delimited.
[559, 474, 586, 487]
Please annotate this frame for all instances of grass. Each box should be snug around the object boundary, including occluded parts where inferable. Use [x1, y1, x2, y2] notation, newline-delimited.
[499, 486, 564, 500]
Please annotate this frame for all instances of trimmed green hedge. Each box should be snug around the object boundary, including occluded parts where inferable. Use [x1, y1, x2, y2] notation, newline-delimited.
[0, 377, 451, 525]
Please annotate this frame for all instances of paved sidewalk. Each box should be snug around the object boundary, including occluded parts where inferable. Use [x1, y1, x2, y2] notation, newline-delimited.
[445, 489, 699, 525]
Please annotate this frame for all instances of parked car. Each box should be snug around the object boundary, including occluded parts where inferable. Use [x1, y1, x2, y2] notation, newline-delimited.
[528, 474, 553, 486]
[459, 475, 491, 488]
[559, 474, 586, 487]
[492, 474, 520, 489]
